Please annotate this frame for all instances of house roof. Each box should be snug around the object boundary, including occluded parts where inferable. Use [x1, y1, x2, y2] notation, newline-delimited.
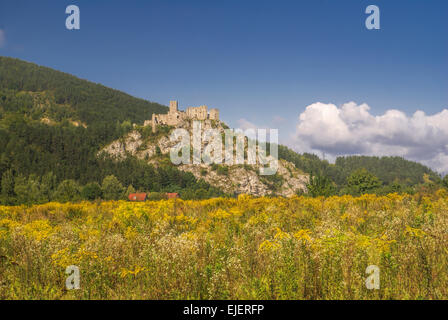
[166, 193, 179, 199]
[128, 193, 147, 201]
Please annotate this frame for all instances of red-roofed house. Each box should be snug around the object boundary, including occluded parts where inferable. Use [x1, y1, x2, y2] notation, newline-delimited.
[128, 193, 147, 202]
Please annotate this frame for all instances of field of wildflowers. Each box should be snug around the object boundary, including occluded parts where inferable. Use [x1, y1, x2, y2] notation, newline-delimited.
[0, 192, 447, 300]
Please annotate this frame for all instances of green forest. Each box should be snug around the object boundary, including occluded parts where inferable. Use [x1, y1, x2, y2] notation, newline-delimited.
[0, 56, 447, 204]
[278, 145, 447, 196]
[0, 57, 226, 204]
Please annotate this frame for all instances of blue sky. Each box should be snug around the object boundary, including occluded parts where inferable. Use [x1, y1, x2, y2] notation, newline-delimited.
[1, 0, 448, 170]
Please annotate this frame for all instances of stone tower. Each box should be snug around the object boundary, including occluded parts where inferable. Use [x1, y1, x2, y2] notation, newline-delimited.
[169, 100, 178, 113]
[151, 113, 157, 133]
[209, 108, 219, 120]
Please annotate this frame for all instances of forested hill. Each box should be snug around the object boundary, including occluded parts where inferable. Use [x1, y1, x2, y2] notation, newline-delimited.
[0, 56, 167, 125]
[0, 55, 169, 183]
[0, 56, 444, 205]
[332, 156, 440, 186]
[278, 145, 441, 188]
[0, 56, 226, 204]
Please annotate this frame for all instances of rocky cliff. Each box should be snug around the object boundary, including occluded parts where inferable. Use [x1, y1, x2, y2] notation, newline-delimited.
[99, 119, 308, 197]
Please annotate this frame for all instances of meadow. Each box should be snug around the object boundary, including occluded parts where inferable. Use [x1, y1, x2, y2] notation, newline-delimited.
[0, 192, 447, 300]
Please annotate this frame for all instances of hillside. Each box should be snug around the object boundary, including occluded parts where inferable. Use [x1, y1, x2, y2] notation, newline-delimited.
[99, 120, 309, 197]
[0, 56, 168, 125]
[0, 56, 169, 182]
[0, 56, 444, 205]
[0, 57, 224, 204]
[278, 145, 441, 188]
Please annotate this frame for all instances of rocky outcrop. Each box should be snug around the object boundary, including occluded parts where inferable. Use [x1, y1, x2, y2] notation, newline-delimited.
[99, 120, 309, 197]
[179, 163, 270, 196]
[276, 160, 309, 197]
[100, 131, 145, 160]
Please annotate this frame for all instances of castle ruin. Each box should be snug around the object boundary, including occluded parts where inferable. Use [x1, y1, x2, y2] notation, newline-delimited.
[146, 100, 220, 132]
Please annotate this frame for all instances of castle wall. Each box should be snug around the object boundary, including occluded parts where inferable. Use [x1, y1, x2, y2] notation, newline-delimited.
[186, 105, 208, 120]
[147, 101, 219, 132]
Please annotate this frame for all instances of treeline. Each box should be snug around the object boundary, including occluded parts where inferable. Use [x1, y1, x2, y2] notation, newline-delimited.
[277, 145, 446, 197]
[0, 163, 227, 205]
[306, 168, 448, 197]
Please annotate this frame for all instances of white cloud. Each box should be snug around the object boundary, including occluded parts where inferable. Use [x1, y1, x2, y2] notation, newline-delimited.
[292, 102, 448, 173]
[0, 29, 5, 48]
[237, 118, 258, 131]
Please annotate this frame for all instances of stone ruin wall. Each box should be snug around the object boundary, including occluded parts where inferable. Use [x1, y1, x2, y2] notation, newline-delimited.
[148, 101, 219, 132]
[186, 105, 208, 120]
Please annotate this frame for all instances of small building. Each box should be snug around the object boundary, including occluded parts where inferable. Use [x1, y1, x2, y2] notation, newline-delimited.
[166, 193, 179, 199]
[128, 193, 147, 202]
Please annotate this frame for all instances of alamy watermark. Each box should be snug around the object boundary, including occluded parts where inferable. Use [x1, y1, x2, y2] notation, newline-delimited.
[365, 5, 380, 30]
[365, 265, 380, 290]
[169, 121, 278, 176]
[64, 5, 379, 31]
[64, 264, 379, 291]
[65, 265, 80, 290]
[65, 5, 80, 30]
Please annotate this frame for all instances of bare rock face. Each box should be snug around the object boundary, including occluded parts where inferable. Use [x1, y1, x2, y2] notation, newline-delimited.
[157, 136, 175, 154]
[179, 164, 271, 196]
[277, 160, 309, 197]
[99, 131, 145, 160]
[99, 120, 309, 197]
